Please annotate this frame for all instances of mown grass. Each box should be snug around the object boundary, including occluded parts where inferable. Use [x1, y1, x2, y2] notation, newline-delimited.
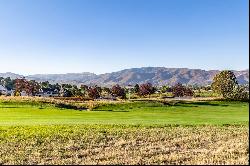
[0, 125, 248, 165]
[0, 100, 248, 125]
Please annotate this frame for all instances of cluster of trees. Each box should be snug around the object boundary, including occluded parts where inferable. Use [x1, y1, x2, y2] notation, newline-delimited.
[0, 77, 192, 99]
[1, 70, 248, 101]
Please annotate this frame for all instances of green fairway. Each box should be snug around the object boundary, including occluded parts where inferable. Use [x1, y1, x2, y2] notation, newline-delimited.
[0, 101, 248, 125]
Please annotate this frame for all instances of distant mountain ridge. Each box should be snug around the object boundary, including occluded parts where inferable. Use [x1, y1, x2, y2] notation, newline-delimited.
[27, 72, 97, 85]
[0, 67, 249, 86]
[0, 72, 23, 79]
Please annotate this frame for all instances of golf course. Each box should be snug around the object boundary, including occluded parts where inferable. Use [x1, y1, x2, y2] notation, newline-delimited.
[0, 98, 249, 164]
[0, 100, 248, 125]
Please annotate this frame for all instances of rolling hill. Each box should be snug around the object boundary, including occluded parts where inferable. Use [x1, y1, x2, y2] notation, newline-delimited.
[1, 67, 249, 86]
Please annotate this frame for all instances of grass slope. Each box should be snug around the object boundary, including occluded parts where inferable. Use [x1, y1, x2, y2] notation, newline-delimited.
[0, 101, 248, 125]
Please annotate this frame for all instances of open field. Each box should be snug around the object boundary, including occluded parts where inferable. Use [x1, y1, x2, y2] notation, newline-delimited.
[0, 125, 248, 165]
[0, 97, 249, 164]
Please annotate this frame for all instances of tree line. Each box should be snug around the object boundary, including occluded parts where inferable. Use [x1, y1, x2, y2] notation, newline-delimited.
[0, 70, 249, 101]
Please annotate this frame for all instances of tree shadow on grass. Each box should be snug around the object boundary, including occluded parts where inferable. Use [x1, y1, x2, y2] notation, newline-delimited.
[157, 100, 230, 107]
[173, 105, 199, 107]
[176, 101, 229, 107]
[93, 109, 129, 112]
[0, 106, 23, 108]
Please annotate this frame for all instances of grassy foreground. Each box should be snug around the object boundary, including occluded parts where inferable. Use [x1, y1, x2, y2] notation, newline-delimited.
[0, 99, 249, 164]
[0, 100, 248, 125]
[0, 125, 248, 165]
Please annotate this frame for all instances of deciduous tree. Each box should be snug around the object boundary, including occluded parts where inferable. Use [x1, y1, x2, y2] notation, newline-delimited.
[172, 83, 185, 97]
[139, 83, 156, 98]
[111, 84, 126, 99]
[133, 84, 140, 94]
[87, 86, 100, 99]
[211, 70, 238, 98]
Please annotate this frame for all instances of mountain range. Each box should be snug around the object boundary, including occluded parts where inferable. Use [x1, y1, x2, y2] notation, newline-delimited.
[0, 67, 249, 86]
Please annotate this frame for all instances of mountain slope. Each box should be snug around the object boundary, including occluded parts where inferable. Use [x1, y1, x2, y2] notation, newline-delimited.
[1, 67, 249, 86]
[0, 72, 23, 79]
[26, 72, 97, 85]
[82, 67, 249, 86]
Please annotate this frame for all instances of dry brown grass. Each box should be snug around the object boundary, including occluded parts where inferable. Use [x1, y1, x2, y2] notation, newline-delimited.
[0, 96, 225, 110]
[0, 125, 248, 165]
[0, 96, 129, 104]
[0, 96, 136, 110]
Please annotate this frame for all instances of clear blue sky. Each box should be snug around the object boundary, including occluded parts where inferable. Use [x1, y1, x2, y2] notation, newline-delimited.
[0, 0, 249, 75]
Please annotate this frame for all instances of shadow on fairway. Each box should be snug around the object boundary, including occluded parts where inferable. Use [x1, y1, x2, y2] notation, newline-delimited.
[174, 105, 199, 107]
[0, 106, 23, 108]
[93, 109, 129, 112]
[177, 101, 229, 107]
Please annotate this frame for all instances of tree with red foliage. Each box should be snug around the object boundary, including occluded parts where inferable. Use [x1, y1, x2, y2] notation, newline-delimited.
[14, 78, 27, 96]
[26, 80, 40, 96]
[139, 83, 156, 98]
[111, 84, 126, 99]
[172, 83, 194, 97]
[87, 86, 101, 99]
[14, 78, 40, 96]
[172, 83, 185, 97]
